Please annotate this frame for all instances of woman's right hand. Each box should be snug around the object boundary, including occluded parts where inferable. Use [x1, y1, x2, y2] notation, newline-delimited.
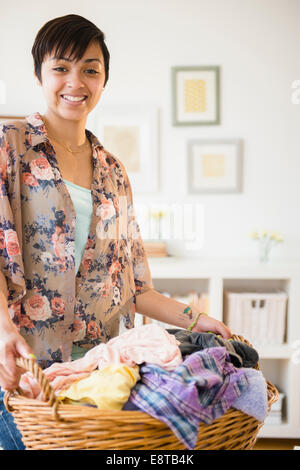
[0, 320, 34, 391]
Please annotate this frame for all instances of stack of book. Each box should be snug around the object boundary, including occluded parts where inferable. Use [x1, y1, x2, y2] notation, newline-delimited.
[265, 391, 285, 425]
[143, 241, 168, 257]
[172, 291, 210, 315]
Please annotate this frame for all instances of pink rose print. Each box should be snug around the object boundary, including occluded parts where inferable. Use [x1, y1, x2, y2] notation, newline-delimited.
[64, 240, 74, 264]
[96, 148, 110, 171]
[51, 226, 66, 259]
[24, 294, 52, 321]
[4, 229, 21, 256]
[95, 280, 112, 298]
[30, 157, 53, 181]
[8, 302, 21, 328]
[96, 197, 116, 220]
[19, 314, 35, 329]
[73, 317, 86, 341]
[0, 162, 7, 188]
[108, 261, 122, 285]
[22, 172, 39, 187]
[26, 113, 44, 128]
[26, 113, 47, 134]
[51, 297, 65, 317]
[0, 229, 5, 250]
[95, 198, 117, 240]
[8, 302, 34, 330]
[87, 321, 100, 339]
[82, 247, 94, 271]
[113, 286, 121, 305]
[86, 238, 96, 250]
[53, 258, 67, 273]
[0, 141, 10, 161]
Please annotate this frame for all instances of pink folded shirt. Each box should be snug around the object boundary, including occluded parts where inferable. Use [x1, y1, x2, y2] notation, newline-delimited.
[19, 324, 182, 399]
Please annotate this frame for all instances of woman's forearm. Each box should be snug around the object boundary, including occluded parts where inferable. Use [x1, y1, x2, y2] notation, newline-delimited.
[135, 287, 232, 338]
[135, 288, 195, 330]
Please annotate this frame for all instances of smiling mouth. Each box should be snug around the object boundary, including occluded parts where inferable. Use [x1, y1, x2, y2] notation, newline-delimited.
[61, 94, 88, 103]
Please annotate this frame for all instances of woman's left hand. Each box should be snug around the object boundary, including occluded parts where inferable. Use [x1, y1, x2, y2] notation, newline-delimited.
[192, 313, 232, 339]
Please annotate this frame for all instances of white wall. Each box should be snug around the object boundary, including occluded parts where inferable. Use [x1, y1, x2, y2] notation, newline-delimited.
[1, 0, 299, 261]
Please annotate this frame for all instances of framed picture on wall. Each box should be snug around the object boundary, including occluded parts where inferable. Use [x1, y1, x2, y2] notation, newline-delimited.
[92, 105, 159, 194]
[172, 66, 220, 126]
[187, 139, 243, 193]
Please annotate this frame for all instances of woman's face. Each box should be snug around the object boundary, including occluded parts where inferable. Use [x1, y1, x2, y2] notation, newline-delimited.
[37, 41, 106, 122]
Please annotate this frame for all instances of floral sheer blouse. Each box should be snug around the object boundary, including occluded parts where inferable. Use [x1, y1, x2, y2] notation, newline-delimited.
[0, 113, 153, 368]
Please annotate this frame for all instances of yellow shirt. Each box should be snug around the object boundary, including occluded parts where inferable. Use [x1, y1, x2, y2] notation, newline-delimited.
[58, 364, 140, 410]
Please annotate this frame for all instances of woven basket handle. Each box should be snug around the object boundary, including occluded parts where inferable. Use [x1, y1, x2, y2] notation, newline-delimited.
[4, 356, 61, 421]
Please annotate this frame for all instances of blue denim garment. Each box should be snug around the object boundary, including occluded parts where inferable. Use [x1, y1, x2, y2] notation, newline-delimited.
[0, 344, 84, 451]
[0, 388, 25, 450]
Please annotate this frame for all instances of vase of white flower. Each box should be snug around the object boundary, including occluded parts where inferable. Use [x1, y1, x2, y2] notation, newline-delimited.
[259, 235, 271, 263]
[250, 230, 284, 263]
[144, 208, 168, 257]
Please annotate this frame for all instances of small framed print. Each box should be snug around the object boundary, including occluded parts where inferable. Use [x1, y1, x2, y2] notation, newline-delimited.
[187, 139, 243, 194]
[92, 105, 159, 194]
[172, 66, 220, 126]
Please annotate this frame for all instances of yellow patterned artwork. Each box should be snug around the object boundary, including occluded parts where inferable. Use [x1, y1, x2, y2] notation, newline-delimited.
[173, 66, 219, 124]
[184, 79, 207, 113]
[103, 125, 140, 172]
[188, 139, 241, 193]
[202, 154, 226, 178]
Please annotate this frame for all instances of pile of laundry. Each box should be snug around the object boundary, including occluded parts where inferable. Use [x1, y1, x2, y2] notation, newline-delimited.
[19, 324, 268, 450]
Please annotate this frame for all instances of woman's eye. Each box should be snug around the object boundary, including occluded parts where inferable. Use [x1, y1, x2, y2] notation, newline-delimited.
[52, 67, 99, 74]
[85, 69, 99, 74]
[53, 67, 66, 72]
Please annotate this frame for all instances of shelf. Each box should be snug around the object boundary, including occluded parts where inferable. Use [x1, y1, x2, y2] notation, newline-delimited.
[152, 278, 209, 295]
[259, 424, 300, 439]
[223, 278, 290, 293]
[148, 256, 300, 278]
[257, 344, 294, 359]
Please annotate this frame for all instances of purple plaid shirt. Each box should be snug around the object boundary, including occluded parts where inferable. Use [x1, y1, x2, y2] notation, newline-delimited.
[127, 347, 249, 449]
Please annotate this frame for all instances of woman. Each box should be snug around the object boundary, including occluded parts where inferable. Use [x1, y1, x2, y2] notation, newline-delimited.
[0, 14, 231, 450]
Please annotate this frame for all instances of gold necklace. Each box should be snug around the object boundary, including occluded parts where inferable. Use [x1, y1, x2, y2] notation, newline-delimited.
[47, 131, 90, 154]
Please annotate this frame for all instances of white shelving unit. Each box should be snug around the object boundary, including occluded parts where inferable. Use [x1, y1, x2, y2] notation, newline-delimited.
[136, 256, 300, 439]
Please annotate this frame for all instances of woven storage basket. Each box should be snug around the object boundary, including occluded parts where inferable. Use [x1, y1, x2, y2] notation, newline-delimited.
[224, 291, 288, 346]
[4, 334, 278, 450]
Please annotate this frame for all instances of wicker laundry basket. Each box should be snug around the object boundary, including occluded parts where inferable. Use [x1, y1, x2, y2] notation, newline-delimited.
[4, 335, 278, 450]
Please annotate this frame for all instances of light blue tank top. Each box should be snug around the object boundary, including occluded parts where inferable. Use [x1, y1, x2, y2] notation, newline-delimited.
[64, 179, 93, 361]
[63, 179, 93, 275]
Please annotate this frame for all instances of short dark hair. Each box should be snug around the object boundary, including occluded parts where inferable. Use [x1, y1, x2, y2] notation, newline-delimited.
[32, 14, 110, 87]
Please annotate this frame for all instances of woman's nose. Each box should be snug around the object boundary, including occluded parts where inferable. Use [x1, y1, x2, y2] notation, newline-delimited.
[66, 72, 85, 89]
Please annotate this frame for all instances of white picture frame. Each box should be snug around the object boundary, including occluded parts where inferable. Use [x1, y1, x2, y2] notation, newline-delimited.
[187, 139, 243, 194]
[172, 66, 220, 126]
[91, 105, 159, 194]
